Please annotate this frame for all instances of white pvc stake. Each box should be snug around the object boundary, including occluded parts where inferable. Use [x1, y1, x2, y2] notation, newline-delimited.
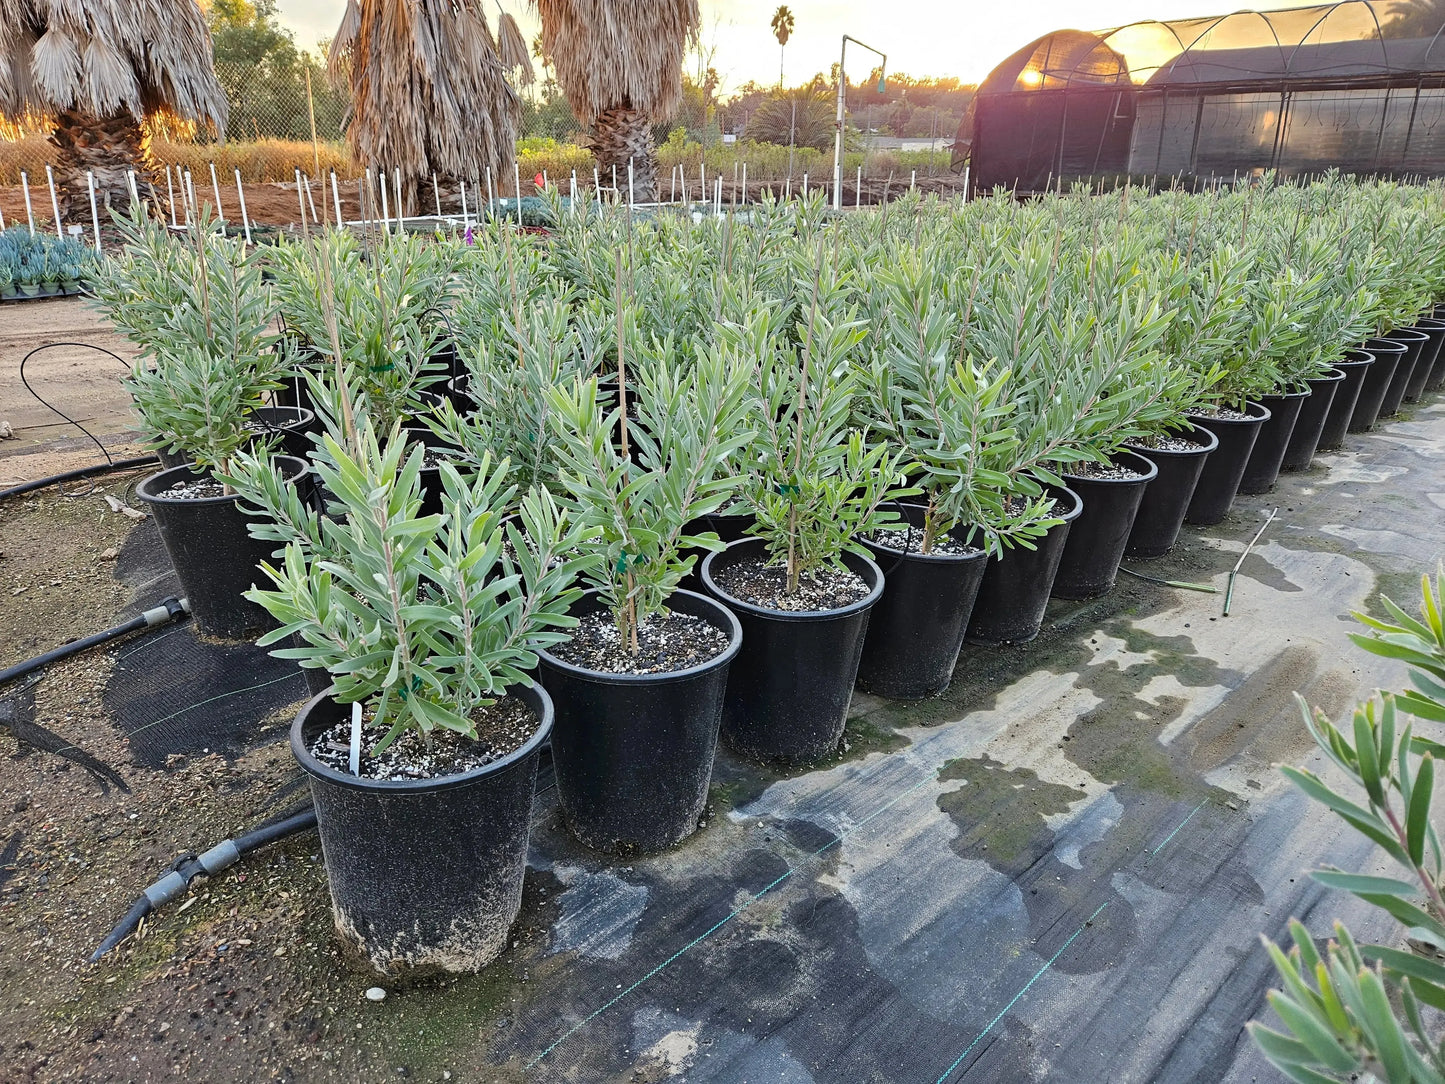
[303, 174, 319, 225]
[86, 171, 101, 252]
[611, 164, 617, 198]
[513, 160, 522, 211]
[349, 702, 362, 776]
[802, 173, 808, 198]
[715, 177, 722, 214]
[784, 176, 791, 201]
[856, 166, 862, 209]
[0, 201, 6, 229]
[165, 167, 178, 227]
[379, 169, 391, 233]
[21, 171, 35, 234]
[393, 169, 403, 227]
[569, 171, 577, 216]
[911, 170, 917, 190]
[184, 170, 196, 221]
[44, 165, 62, 237]
[593, 167, 600, 202]
[459, 179, 468, 226]
[700, 162, 706, 207]
[627, 158, 634, 207]
[542, 169, 548, 190]
[670, 166, 677, 203]
[209, 161, 224, 218]
[741, 163, 747, 206]
[486, 166, 495, 217]
[295, 168, 307, 229]
[432, 172, 442, 219]
[331, 169, 343, 226]
[234, 168, 252, 244]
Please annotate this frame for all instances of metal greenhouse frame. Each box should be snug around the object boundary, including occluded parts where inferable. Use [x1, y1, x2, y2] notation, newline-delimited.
[953, 0, 1445, 193]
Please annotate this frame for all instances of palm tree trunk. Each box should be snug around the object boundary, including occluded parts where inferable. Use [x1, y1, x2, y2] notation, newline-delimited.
[587, 107, 657, 202]
[49, 110, 158, 220]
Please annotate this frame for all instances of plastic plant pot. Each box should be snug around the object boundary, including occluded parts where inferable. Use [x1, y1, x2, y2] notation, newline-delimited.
[678, 509, 756, 594]
[292, 683, 552, 980]
[1183, 402, 1270, 526]
[247, 405, 317, 461]
[1349, 338, 1405, 432]
[1408, 318, 1445, 400]
[965, 486, 1083, 646]
[1122, 428, 1218, 559]
[537, 590, 742, 855]
[445, 374, 476, 412]
[856, 503, 987, 699]
[1317, 350, 1373, 450]
[1053, 450, 1158, 599]
[135, 456, 309, 639]
[1380, 327, 1429, 416]
[1280, 368, 1344, 473]
[1238, 386, 1309, 495]
[701, 539, 883, 763]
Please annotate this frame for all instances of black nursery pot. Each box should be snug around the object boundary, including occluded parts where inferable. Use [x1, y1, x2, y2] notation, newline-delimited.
[445, 374, 476, 412]
[1183, 402, 1270, 526]
[1426, 321, 1445, 394]
[1410, 318, 1445, 399]
[247, 405, 317, 461]
[292, 683, 552, 979]
[965, 486, 1083, 646]
[136, 456, 309, 639]
[1349, 338, 1406, 432]
[1053, 451, 1158, 599]
[1280, 368, 1344, 473]
[702, 539, 883, 763]
[1123, 428, 1218, 559]
[856, 504, 987, 699]
[1318, 350, 1374, 449]
[1380, 327, 1429, 416]
[401, 427, 460, 517]
[678, 510, 756, 594]
[538, 590, 742, 854]
[1238, 386, 1309, 495]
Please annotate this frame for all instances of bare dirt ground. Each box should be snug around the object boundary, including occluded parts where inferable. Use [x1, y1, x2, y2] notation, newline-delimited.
[0, 298, 144, 487]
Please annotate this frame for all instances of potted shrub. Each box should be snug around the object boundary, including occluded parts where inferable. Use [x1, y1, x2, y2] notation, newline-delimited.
[231, 422, 591, 978]
[539, 355, 750, 854]
[94, 213, 307, 638]
[700, 290, 905, 759]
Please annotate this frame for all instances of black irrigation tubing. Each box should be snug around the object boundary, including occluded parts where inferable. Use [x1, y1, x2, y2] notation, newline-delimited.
[0, 455, 159, 502]
[14, 341, 140, 498]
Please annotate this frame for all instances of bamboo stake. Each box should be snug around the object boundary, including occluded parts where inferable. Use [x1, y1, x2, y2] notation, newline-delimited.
[21, 171, 35, 234]
[234, 168, 252, 244]
[304, 66, 321, 176]
[209, 162, 224, 218]
[44, 165, 62, 237]
[86, 171, 101, 252]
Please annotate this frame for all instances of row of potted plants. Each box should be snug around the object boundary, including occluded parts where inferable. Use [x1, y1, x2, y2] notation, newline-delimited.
[92, 175, 1445, 980]
[0, 227, 98, 298]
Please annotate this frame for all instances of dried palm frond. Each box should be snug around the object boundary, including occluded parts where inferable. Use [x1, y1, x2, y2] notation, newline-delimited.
[334, 0, 520, 198]
[0, 0, 226, 129]
[533, 0, 699, 123]
[495, 5, 534, 86]
[328, 0, 361, 88]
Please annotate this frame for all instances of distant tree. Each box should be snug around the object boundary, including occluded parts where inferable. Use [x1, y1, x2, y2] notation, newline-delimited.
[1379, 0, 1445, 37]
[745, 80, 832, 150]
[771, 6, 795, 87]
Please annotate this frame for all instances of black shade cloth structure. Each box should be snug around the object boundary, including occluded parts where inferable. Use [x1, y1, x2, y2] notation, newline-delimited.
[954, 0, 1445, 193]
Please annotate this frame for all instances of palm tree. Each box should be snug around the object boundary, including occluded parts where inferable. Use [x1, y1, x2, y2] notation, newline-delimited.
[771, 6, 794, 88]
[330, 0, 520, 211]
[533, 0, 700, 202]
[0, 0, 227, 216]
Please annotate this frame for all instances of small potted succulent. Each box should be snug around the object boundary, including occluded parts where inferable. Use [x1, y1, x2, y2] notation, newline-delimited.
[700, 295, 906, 760]
[539, 354, 750, 854]
[231, 421, 591, 978]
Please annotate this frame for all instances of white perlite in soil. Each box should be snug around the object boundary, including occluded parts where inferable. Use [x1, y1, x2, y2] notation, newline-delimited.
[1134, 434, 1205, 452]
[1065, 460, 1147, 480]
[161, 478, 227, 499]
[711, 556, 870, 612]
[867, 527, 980, 557]
[1188, 405, 1253, 420]
[552, 610, 731, 675]
[309, 695, 538, 781]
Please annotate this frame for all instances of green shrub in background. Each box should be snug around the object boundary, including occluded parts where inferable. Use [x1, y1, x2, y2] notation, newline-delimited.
[0, 227, 98, 296]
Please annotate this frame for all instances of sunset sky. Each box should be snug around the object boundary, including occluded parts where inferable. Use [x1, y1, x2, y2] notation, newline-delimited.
[274, 0, 1324, 90]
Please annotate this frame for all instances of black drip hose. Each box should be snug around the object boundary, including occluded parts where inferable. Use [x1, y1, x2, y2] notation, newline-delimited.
[90, 806, 320, 962]
[0, 597, 189, 691]
[0, 454, 160, 503]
